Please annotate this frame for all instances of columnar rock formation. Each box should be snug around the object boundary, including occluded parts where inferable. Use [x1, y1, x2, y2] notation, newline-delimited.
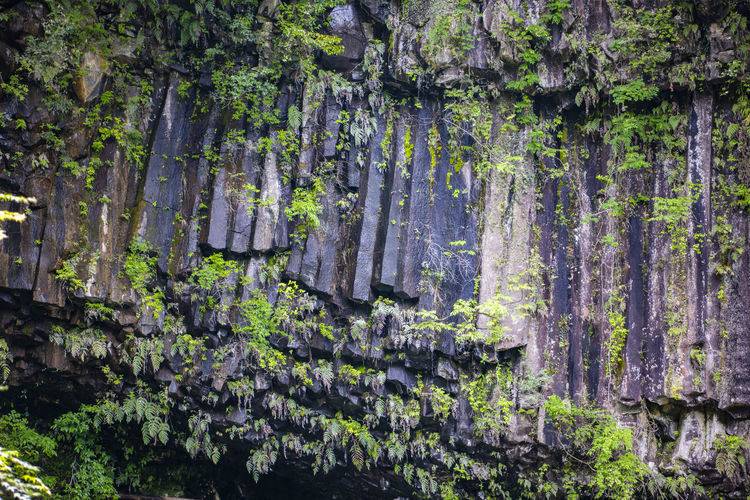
[0, 0, 749, 497]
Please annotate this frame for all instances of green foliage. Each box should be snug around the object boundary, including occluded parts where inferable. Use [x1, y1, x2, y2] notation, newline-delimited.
[117, 388, 171, 446]
[0, 413, 55, 498]
[51, 406, 119, 499]
[212, 64, 281, 124]
[185, 412, 224, 464]
[0, 74, 29, 101]
[207, 0, 343, 122]
[190, 253, 241, 292]
[406, 293, 509, 349]
[545, 396, 649, 499]
[463, 366, 514, 441]
[50, 325, 109, 362]
[540, 0, 571, 25]
[689, 346, 706, 367]
[414, 379, 455, 422]
[649, 186, 699, 255]
[643, 469, 705, 499]
[0, 413, 57, 472]
[443, 85, 510, 179]
[338, 364, 364, 388]
[269, 1, 344, 66]
[318, 413, 380, 472]
[609, 3, 680, 77]
[19, 2, 109, 92]
[124, 238, 157, 293]
[124, 238, 164, 319]
[713, 435, 748, 482]
[0, 447, 51, 499]
[292, 362, 313, 387]
[227, 377, 255, 410]
[124, 334, 164, 376]
[285, 177, 326, 243]
[496, 1, 570, 93]
[54, 253, 87, 292]
[171, 334, 205, 376]
[731, 183, 750, 211]
[605, 297, 628, 377]
[7, 1, 750, 498]
[0, 340, 9, 385]
[246, 438, 279, 482]
[94, 116, 146, 170]
[235, 289, 285, 372]
[611, 79, 659, 106]
[84, 302, 115, 322]
[605, 103, 685, 155]
[235, 279, 326, 375]
[0, 399, 214, 499]
[423, 0, 475, 65]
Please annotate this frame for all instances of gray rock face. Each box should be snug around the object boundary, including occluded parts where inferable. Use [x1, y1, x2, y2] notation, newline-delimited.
[1, 1, 750, 498]
[351, 113, 387, 302]
[252, 149, 284, 252]
[74, 52, 108, 104]
[322, 5, 367, 72]
[386, 364, 416, 392]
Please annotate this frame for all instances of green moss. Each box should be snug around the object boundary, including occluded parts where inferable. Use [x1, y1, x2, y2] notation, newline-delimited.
[403, 124, 414, 165]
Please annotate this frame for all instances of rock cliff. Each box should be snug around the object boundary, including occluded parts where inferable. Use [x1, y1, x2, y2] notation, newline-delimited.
[0, 0, 749, 497]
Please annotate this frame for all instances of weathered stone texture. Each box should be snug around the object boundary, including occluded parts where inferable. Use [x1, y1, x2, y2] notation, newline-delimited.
[1, 0, 750, 496]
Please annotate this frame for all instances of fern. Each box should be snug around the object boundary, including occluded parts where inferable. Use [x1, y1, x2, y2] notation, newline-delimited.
[350, 442, 364, 471]
[0, 340, 10, 384]
[185, 436, 199, 457]
[126, 336, 164, 376]
[285, 177, 326, 243]
[0, 447, 51, 499]
[325, 446, 336, 472]
[714, 435, 748, 482]
[374, 398, 386, 419]
[314, 359, 334, 391]
[246, 438, 279, 482]
[210, 446, 221, 464]
[157, 424, 169, 445]
[50, 325, 109, 362]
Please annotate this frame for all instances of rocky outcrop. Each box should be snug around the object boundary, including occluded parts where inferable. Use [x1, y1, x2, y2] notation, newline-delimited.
[1, 0, 749, 498]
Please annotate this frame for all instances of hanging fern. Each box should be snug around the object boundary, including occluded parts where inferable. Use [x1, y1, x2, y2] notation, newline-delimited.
[49, 325, 109, 362]
[714, 435, 748, 482]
